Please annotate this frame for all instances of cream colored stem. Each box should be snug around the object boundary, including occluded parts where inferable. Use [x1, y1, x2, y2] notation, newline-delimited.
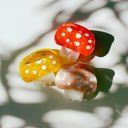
[64, 89, 84, 101]
[36, 72, 56, 86]
[60, 47, 80, 63]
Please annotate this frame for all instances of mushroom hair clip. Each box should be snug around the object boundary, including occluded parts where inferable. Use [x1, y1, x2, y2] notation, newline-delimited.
[19, 22, 115, 101]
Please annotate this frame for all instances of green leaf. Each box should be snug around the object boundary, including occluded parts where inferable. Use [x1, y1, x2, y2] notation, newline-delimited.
[83, 67, 115, 100]
[91, 30, 114, 57]
[83, 89, 99, 100]
[93, 68, 115, 92]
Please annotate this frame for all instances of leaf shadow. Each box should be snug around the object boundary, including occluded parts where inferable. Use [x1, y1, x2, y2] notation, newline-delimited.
[0, 0, 128, 127]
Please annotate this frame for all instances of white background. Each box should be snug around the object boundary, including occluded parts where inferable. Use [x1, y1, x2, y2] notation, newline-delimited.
[0, 0, 128, 128]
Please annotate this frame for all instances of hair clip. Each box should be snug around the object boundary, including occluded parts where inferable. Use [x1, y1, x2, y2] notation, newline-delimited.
[19, 22, 115, 101]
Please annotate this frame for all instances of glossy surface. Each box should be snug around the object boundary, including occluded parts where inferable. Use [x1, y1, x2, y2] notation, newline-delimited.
[55, 22, 95, 56]
[19, 49, 65, 82]
[60, 47, 80, 64]
[55, 63, 97, 94]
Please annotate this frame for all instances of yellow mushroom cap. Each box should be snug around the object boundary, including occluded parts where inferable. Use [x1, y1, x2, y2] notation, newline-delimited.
[19, 48, 65, 82]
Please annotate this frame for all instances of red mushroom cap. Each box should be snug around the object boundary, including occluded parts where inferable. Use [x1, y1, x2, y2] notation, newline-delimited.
[54, 22, 95, 56]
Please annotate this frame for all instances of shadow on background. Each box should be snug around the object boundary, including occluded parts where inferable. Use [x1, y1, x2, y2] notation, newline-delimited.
[0, 0, 128, 128]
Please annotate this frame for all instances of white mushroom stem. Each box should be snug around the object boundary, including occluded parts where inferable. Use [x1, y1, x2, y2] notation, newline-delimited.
[60, 47, 80, 63]
[64, 89, 84, 101]
[36, 72, 56, 86]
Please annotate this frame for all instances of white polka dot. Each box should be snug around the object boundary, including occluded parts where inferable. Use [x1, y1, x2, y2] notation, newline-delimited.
[85, 33, 89, 37]
[66, 38, 70, 42]
[86, 45, 91, 50]
[25, 69, 29, 74]
[49, 55, 53, 59]
[42, 65, 47, 70]
[67, 27, 72, 32]
[61, 32, 65, 36]
[74, 41, 80, 46]
[52, 60, 56, 64]
[88, 39, 92, 43]
[76, 33, 81, 39]
[33, 70, 37, 75]
[36, 60, 42, 64]
[90, 85, 94, 88]
[67, 82, 71, 85]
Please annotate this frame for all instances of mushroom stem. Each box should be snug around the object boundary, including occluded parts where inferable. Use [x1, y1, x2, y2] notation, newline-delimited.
[36, 72, 56, 86]
[60, 47, 80, 64]
[64, 89, 84, 101]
